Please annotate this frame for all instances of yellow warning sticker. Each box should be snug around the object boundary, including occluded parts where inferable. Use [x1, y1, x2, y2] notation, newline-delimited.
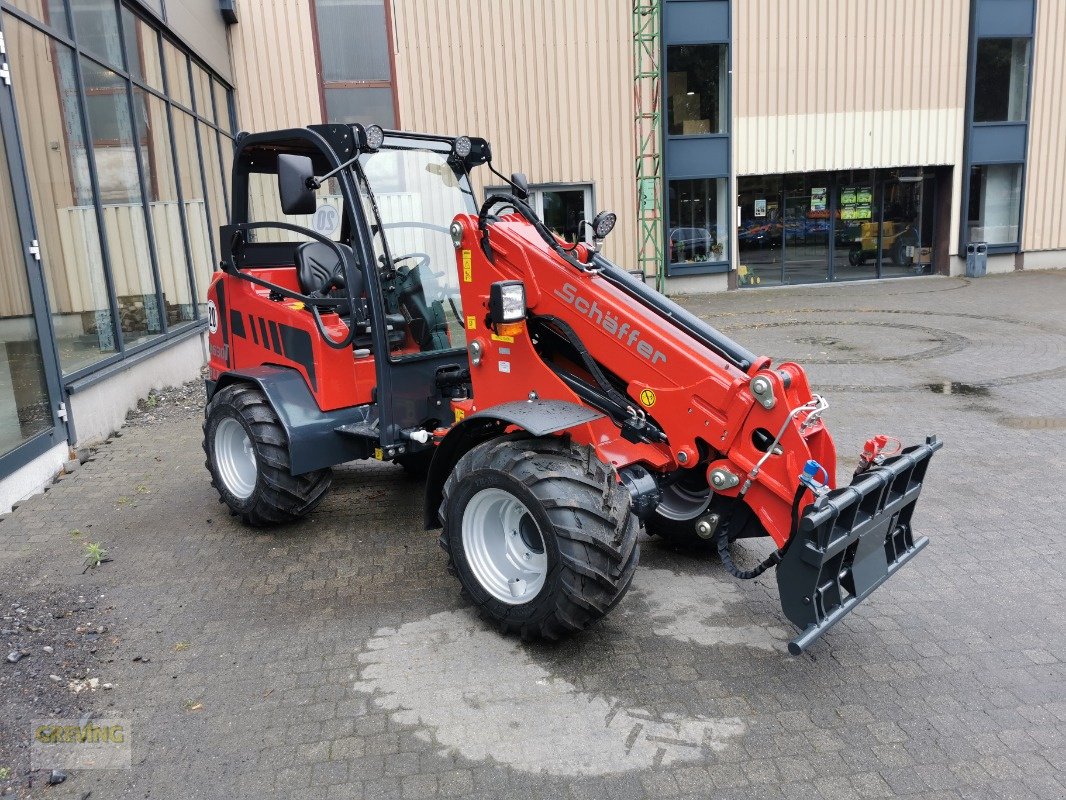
[373, 447, 384, 460]
[639, 388, 657, 408]
[462, 249, 472, 282]
[490, 334, 514, 343]
[466, 315, 477, 330]
[454, 408, 466, 423]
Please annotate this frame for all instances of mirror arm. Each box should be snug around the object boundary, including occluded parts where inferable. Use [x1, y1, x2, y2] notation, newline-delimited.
[486, 160, 528, 200]
[310, 152, 362, 189]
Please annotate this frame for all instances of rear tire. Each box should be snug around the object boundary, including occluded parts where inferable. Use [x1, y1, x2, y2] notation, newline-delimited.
[439, 437, 639, 639]
[204, 383, 332, 526]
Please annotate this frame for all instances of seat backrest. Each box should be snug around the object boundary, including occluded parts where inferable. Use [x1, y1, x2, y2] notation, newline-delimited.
[294, 241, 363, 298]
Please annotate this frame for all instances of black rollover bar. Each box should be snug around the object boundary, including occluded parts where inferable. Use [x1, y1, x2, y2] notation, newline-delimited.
[590, 253, 758, 372]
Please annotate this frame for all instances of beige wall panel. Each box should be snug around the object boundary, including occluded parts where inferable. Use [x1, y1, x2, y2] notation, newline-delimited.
[229, 0, 323, 133]
[734, 0, 968, 177]
[391, 0, 637, 266]
[1023, 1, 1066, 252]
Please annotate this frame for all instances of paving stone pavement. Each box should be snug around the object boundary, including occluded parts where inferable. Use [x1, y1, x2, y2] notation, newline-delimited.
[1, 271, 1065, 799]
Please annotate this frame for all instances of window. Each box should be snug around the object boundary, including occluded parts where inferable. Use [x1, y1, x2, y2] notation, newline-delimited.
[314, 0, 397, 128]
[325, 87, 396, 128]
[974, 38, 1031, 123]
[967, 164, 1022, 245]
[3, 5, 234, 375]
[246, 174, 344, 244]
[668, 178, 728, 265]
[487, 185, 595, 245]
[666, 44, 727, 136]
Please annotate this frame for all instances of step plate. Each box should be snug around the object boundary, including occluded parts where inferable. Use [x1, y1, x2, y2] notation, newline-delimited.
[777, 436, 942, 655]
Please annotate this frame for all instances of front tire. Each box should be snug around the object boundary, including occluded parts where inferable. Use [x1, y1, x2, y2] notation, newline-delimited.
[204, 383, 332, 526]
[440, 437, 639, 640]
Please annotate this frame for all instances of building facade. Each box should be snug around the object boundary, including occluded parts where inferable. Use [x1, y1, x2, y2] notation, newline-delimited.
[1, 0, 1063, 508]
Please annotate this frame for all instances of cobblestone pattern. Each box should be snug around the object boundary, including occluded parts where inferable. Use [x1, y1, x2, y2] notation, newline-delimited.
[1, 272, 1064, 799]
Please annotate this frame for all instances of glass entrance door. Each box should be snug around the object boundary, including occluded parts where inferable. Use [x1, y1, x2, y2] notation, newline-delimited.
[782, 182, 830, 284]
[0, 15, 63, 467]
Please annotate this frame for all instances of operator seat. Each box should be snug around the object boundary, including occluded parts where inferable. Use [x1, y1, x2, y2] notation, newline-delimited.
[293, 241, 406, 350]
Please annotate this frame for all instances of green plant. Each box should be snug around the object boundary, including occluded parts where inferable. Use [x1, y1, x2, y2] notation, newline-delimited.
[0, 767, 11, 780]
[70, 529, 82, 537]
[84, 542, 108, 569]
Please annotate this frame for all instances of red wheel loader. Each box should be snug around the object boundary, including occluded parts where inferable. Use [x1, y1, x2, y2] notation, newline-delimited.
[203, 124, 940, 654]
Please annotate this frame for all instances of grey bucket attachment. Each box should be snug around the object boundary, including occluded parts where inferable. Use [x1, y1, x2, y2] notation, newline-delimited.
[777, 436, 942, 655]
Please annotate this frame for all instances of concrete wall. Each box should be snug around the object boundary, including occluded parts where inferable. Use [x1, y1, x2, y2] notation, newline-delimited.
[163, 0, 233, 81]
[390, 0, 637, 268]
[733, 0, 970, 261]
[66, 333, 207, 447]
[1023, 0, 1066, 253]
[0, 441, 68, 514]
[228, 0, 324, 132]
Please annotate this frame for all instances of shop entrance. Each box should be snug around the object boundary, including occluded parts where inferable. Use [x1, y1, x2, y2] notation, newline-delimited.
[737, 169, 936, 287]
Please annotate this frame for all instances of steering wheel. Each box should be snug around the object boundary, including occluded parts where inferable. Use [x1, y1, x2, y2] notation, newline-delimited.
[392, 252, 431, 273]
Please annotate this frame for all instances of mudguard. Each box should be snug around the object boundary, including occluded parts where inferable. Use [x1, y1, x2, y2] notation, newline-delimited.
[422, 400, 605, 528]
[209, 366, 372, 475]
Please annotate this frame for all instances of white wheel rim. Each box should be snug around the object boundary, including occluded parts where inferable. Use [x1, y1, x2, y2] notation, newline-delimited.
[657, 482, 711, 521]
[461, 488, 548, 605]
[214, 417, 258, 500]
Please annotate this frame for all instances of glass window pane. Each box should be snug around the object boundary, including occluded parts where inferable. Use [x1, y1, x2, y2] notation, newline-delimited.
[0, 115, 53, 452]
[133, 88, 195, 326]
[199, 121, 227, 227]
[666, 44, 728, 135]
[7, 19, 116, 373]
[122, 8, 165, 92]
[541, 188, 588, 245]
[70, 0, 123, 67]
[737, 175, 783, 286]
[324, 87, 395, 128]
[247, 173, 342, 244]
[213, 80, 232, 133]
[974, 38, 1031, 123]
[171, 111, 212, 311]
[191, 63, 215, 123]
[81, 57, 162, 346]
[314, 0, 391, 81]
[162, 39, 193, 109]
[668, 178, 728, 265]
[968, 164, 1022, 245]
[4, 0, 70, 36]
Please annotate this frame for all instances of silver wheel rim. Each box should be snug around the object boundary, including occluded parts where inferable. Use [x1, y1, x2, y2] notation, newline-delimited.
[214, 417, 258, 500]
[461, 488, 548, 605]
[657, 482, 711, 521]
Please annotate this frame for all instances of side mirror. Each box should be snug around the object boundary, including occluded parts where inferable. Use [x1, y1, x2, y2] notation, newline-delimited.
[277, 154, 317, 215]
[510, 172, 530, 202]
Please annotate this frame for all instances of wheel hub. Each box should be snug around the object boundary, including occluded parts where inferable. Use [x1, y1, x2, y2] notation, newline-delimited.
[214, 417, 258, 499]
[461, 488, 547, 604]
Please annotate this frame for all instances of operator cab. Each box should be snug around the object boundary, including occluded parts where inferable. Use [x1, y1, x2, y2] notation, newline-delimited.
[218, 124, 487, 446]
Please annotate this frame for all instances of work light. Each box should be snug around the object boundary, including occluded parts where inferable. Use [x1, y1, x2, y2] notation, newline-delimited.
[363, 124, 385, 151]
[489, 280, 526, 325]
[453, 135, 473, 159]
[592, 211, 617, 240]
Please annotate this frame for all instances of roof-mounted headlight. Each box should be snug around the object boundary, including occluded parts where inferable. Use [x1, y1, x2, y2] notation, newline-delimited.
[452, 135, 472, 160]
[359, 124, 385, 152]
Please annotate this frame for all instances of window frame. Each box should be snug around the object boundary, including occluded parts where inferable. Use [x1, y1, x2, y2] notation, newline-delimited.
[0, 0, 237, 384]
[664, 42, 730, 139]
[309, 0, 401, 128]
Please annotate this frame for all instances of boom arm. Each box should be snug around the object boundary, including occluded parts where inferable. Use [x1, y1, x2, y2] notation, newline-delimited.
[450, 207, 836, 547]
